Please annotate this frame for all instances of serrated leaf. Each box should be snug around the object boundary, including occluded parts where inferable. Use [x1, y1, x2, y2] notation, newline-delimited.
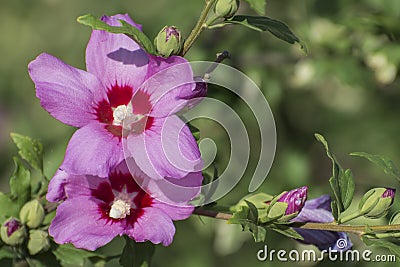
[315, 134, 355, 218]
[362, 237, 400, 259]
[10, 133, 43, 172]
[119, 238, 155, 267]
[53, 244, 101, 267]
[350, 152, 400, 182]
[242, 0, 266, 15]
[224, 15, 306, 50]
[77, 14, 156, 55]
[0, 193, 19, 221]
[9, 157, 31, 208]
[269, 224, 304, 240]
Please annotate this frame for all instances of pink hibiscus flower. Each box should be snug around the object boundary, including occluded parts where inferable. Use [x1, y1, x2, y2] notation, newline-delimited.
[47, 159, 202, 250]
[28, 14, 205, 179]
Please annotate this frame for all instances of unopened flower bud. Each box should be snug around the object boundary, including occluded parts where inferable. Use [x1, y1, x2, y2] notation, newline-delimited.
[262, 186, 308, 222]
[0, 218, 27, 246]
[20, 199, 45, 228]
[27, 230, 51, 255]
[359, 188, 395, 219]
[215, 0, 240, 19]
[154, 26, 183, 57]
[390, 211, 400, 225]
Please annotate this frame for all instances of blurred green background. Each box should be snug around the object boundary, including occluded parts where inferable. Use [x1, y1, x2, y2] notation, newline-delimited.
[1, 0, 400, 266]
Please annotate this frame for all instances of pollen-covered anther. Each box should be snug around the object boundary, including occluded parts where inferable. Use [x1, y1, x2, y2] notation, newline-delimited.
[112, 104, 133, 126]
[109, 199, 131, 219]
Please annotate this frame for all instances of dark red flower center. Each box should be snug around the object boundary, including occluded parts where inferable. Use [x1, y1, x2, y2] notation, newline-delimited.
[92, 171, 153, 226]
[94, 84, 154, 138]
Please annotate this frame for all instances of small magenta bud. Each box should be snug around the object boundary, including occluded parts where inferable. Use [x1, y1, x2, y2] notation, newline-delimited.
[359, 187, 395, 218]
[0, 218, 27, 246]
[263, 186, 308, 222]
[27, 230, 51, 255]
[19, 199, 45, 229]
[278, 186, 308, 215]
[215, 0, 240, 19]
[154, 26, 183, 57]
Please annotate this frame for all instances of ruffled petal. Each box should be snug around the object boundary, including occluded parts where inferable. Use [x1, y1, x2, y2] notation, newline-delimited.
[49, 197, 123, 251]
[28, 53, 101, 127]
[86, 14, 149, 90]
[127, 116, 202, 180]
[60, 122, 124, 177]
[128, 207, 175, 246]
[139, 55, 196, 117]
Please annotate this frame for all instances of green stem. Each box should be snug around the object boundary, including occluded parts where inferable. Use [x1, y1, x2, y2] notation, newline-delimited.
[193, 208, 400, 235]
[182, 0, 218, 56]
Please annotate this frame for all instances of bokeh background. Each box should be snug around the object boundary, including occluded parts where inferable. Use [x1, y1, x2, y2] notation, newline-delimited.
[1, 0, 400, 266]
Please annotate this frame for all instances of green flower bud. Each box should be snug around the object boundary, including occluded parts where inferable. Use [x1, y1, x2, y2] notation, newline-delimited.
[359, 188, 395, 219]
[154, 26, 183, 57]
[27, 230, 51, 255]
[390, 211, 400, 225]
[215, 0, 240, 19]
[19, 199, 45, 228]
[0, 218, 27, 246]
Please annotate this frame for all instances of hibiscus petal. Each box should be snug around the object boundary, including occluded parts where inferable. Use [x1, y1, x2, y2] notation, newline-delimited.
[126, 116, 202, 180]
[149, 172, 203, 206]
[139, 55, 196, 117]
[49, 197, 123, 251]
[46, 169, 69, 202]
[129, 207, 175, 246]
[86, 14, 149, 90]
[61, 122, 124, 177]
[28, 53, 101, 127]
[294, 229, 352, 251]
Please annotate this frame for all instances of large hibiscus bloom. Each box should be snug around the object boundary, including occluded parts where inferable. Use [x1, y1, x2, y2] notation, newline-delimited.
[28, 14, 205, 179]
[47, 159, 202, 250]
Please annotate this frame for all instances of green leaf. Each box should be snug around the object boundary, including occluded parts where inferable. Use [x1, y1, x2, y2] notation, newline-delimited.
[228, 201, 267, 242]
[53, 244, 101, 267]
[315, 134, 355, 218]
[10, 133, 43, 172]
[245, 200, 258, 222]
[246, 223, 267, 242]
[187, 123, 200, 141]
[242, 0, 266, 15]
[0, 248, 14, 261]
[340, 169, 355, 209]
[0, 192, 19, 221]
[119, 238, 155, 267]
[225, 15, 306, 50]
[9, 157, 31, 209]
[26, 251, 61, 267]
[362, 237, 400, 259]
[269, 224, 304, 240]
[77, 14, 156, 55]
[42, 210, 56, 226]
[350, 152, 400, 182]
